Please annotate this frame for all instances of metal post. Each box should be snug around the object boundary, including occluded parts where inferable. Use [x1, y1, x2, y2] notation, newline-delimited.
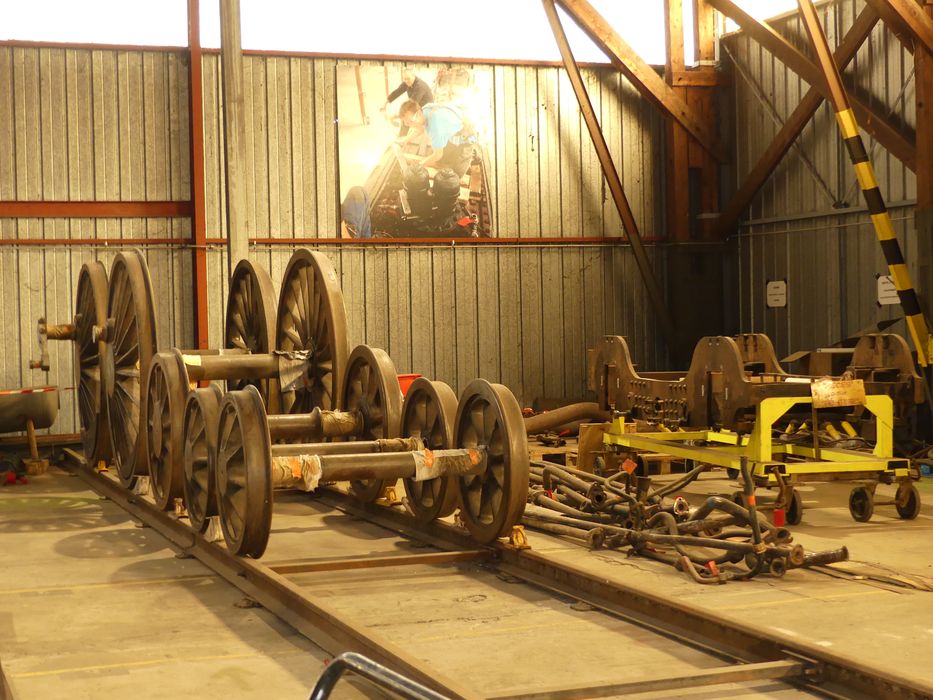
[219, 0, 250, 276]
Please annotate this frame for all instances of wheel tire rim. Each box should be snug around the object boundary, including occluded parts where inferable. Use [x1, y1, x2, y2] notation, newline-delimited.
[275, 249, 349, 415]
[73, 262, 111, 464]
[454, 379, 529, 543]
[401, 378, 459, 522]
[340, 345, 402, 502]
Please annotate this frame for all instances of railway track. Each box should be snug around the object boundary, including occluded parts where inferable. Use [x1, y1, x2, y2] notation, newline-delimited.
[61, 447, 931, 700]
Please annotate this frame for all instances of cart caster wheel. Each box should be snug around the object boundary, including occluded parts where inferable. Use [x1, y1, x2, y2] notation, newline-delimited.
[895, 483, 921, 520]
[726, 468, 739, 480]
[786, 489, 803, 526]
[849, 486, 874, 523]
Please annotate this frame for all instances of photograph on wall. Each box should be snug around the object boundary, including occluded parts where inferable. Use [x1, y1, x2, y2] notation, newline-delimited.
[336, 65, 496, 239]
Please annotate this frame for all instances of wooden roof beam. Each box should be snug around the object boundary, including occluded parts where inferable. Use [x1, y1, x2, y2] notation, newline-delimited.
[866, 0, 933, 54]
[706, 0, 916, 172]
[554, 0, 727, 162]
[716, 6, 879, 236]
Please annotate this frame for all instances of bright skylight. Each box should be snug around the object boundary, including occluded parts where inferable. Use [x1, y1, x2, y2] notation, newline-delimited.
[1, 1, 676, 65]
[0, 1, 801, 65]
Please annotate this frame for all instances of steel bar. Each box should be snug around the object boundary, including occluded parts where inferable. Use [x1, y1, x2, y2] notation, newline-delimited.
[797, 0, 932, 367]
[267, 408, 362, 441]
[269, 551, 486, 575]
[180, 352, 280, 381]
[487, 659, 805, 700]
[59, 450, 480, 700]
[0, 201, 193, 218]
[270, 438, 423, 458]
[542, 0, 677, 345]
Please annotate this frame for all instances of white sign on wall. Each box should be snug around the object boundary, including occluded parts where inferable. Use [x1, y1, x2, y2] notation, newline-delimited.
[877, 275, 899, 306]
[766, 279, 787, 308]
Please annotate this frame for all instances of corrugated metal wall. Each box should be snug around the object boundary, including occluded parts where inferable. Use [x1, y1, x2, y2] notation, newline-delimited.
[0, 45, 195, 434]
[1, 44, 667, 434]
[723, 0, 919, 358]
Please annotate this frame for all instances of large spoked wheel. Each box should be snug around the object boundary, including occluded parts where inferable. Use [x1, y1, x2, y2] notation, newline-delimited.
[73, 261, 112, 465]
[145, 351, 189, 510]
[849, 486, 874, 523]
[276, 249, 349, 414]
[341, 345, 402, 502]
[104, 250, 159, 487]
[183, 385, 223, 533]
[401, 378, 460, 523]
[454, 380, 529, 543]
[215, 386, 273, 558]
[225, 259, 281, 412]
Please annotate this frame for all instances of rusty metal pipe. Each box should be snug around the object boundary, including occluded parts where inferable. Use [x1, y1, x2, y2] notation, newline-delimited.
[524, 402, 610, 434]
[792, 546, 850, 568]
[44, 322, 76, 341]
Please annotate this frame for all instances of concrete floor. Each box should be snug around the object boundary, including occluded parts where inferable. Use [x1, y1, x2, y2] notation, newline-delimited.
[0, 470, 365, 700]
[2, 466, 932, 699]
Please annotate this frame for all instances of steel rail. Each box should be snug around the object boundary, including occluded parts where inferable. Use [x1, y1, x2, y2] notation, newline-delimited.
[60, 449, 932, 700]
[59, 449, 480, 700]
[315, 491, 933, 700]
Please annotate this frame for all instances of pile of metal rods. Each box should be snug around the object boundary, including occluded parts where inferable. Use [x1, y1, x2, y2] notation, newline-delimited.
[524, 459, 848, 584]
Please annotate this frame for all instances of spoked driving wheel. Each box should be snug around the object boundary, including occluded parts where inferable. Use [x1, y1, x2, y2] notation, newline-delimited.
[454, 379, 529, 543]
[104, 250, 159, 487]
[225, 259, 280, 412]
[216, 386, 273, 558]
[183, 385, 223, 533]
[401, 378, 460, 523]
[145, 351, 189, 510]
[276, 249, 349, 414]
[341, 345, 403, 502]
[73, 261, 112, 465]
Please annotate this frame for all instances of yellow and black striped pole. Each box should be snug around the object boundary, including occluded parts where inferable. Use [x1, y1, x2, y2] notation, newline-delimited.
[797, 0, 931, 367]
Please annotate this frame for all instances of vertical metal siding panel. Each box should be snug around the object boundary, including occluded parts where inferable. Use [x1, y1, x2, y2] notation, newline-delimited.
[454, 247, 479, 392]
[476, 249, 500, 381]
[408, 248, 436, 377]
[580, 68, 602, 236]
[516, 66, 540, 238]
[388, 247, 413, 373]
[321, 59, 339, 238]
[339, 248, 365, 350]
[558, 70, 582, 238]
[562, 249, 585, 395]
[497, 248, 522, 400]
[249, 55, 269, 237]
[289, 57, 309, 236]
[540, 248, 564, 396]
[600, 70, 623, 237]
[363, 249, 388, 350]
[431, 248, 457, 389]
[519, 248, 544, 404]
[202, 54, 223, 238]
[537, 68, 561, 236]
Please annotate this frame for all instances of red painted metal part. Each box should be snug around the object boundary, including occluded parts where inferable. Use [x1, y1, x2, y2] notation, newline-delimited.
[0, 201, 191, 218]
[188, 0, 210, 350]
